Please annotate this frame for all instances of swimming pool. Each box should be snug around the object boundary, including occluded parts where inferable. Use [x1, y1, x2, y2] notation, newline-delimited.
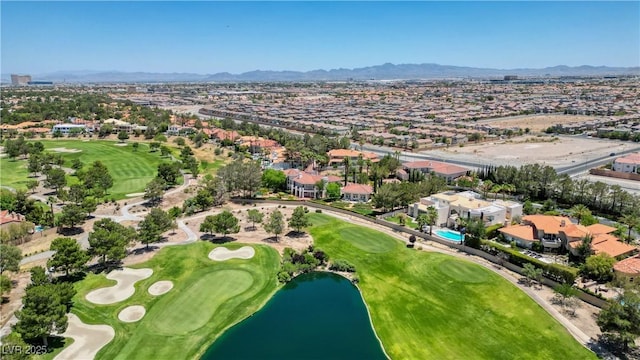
[434, 229, 464, 243]
[34, 225, 44, 232]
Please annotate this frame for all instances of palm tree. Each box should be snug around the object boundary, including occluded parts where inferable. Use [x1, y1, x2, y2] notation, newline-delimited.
[418, 206, 438, 235]
[502, 183, 516, 200]
[480, 180, 494, 199]
[570, 204, 591, 225]
[619, 212, 639, 243]
[491, 184, 503, 200]
[342, 157, 351, 186]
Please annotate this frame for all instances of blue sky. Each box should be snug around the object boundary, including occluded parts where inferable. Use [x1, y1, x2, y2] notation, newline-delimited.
[2, 1, 639, 74]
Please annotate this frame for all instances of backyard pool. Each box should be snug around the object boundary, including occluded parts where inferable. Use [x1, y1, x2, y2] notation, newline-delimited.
[434, 229, 464, 243]
[34, 225, 44, 232]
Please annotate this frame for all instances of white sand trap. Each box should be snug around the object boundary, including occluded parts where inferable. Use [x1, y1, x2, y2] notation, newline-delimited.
[50, 147, 82, 153]
[126, 192, 145, 197]
[148, 280, 173, 296]
[208, 246, 255, 261]
[118, 305, 146, 323]
[54, 314, 114, 360]
[86, 268, 153, 305]
[114, 143, 128, 146]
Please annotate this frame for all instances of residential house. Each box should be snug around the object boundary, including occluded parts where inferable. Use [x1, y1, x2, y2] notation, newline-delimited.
[402, 160, 468, 182]
[613, 153, 640, 174]
[0, 210, 26, 230]
[327, 149, 378, 165]
[500, 214, 638, 256]
[408, 191, 521, 227]
[51, 124, 86, 135]
[283, 169, 341, 198]
[613, 255, 640, 282]
[341, 183, 373, 203]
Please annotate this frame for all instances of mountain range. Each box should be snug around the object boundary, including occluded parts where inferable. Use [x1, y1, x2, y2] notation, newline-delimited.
[3, 63, 639, 83]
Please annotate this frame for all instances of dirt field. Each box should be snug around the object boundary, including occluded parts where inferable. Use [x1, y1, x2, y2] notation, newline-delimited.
[477, 114, 595, 132]
[433, 136, 640, 168]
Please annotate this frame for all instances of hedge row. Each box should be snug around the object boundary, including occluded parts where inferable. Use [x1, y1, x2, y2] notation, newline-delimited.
[482, 241, 578, 284]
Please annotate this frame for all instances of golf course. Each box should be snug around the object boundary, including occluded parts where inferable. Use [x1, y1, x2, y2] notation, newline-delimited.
[0, 140, 170, 199]
[308, 213, 596, 359]
[59, 242, 280, 360]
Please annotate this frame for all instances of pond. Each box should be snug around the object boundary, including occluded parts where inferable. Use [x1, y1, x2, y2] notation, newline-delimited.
[201, 272, 387, 360]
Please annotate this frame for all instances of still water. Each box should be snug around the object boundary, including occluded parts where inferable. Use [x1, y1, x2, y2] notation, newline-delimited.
[202, 272, 387, 360]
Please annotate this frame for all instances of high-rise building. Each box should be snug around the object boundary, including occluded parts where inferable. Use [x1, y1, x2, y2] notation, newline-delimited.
[10, 74, 32, 85]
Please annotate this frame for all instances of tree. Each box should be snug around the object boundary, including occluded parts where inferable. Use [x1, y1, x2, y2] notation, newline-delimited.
[576, 234, 593, 262]
[27, 155, 42, 177]
[47, 237, 89, 276]
[462, 218, 485, 248]
[326, 182, 341, 199]
[264, 210, 285, 241]
[522, 263, 543, 287]
[200, 215, 217, 236]
[261, 169, 286, 192]
[57, 204, 87, 230]
[288, 206, 310, 233]
[597, 289, 640, 352]
[117, 131, 129, 142]
[67, 184, 86, 205]
[0, 244, 22, 274]
[14, 284, 68, 346]
[81, 161, 113, 197]
[132, 142, 139, 152]
[420, 206, 439, 235]
[157, 162, 181, 185]
[88, 218, 136, 266]
[160, 145, 171, 157]
[619, 211, 639, 242]
[582, 253, 616, 282]
[570, 204, 591, 225]
[144, 177, 166, 205]
[0, 275, 11, 296]
[44, 167, 67, 195]
[211, 210, 240, 239]
[138, 208, 173, 248]
[26, 179, 39, 194]
[247, 209, 264, 231]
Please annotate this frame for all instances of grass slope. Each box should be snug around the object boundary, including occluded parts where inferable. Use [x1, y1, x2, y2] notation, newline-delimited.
[309, 213, 596, 360]
[67, 242, 279, 360]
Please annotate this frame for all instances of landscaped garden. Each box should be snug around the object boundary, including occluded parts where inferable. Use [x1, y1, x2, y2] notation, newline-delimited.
[1, 140, 171, 199]
[51, 242, 280, 359]
[308, 213, 596, 360]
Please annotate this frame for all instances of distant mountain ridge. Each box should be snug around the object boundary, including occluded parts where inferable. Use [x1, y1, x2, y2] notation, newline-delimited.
[2, 63, 639, 83]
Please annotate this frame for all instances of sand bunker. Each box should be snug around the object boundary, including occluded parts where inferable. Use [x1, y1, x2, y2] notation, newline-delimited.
[126, 192, 145, 197]
[54, 314, 114, 360]
[208, 246, 255, 261]
[118, 305, 146, 323]
[50, 147, 82, 153]
[86, 268, 153, 305]
[114, 143, 128, 146]
[148, 280, 174, 296]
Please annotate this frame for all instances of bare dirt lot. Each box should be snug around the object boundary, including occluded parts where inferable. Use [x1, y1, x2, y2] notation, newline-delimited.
[477, 114, 595, 132]
[431, 136, 640, 168]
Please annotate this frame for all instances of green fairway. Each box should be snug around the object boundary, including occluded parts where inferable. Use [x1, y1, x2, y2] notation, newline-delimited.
[0, 157, 31, 190]
[66, 242, 280, 360]
[309, 214, 596, 360]
[1, 140, 176, 199]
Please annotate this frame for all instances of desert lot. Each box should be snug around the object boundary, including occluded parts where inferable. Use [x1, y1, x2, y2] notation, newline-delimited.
[429, 136, 640, 168]
[475, 114, 595, 133]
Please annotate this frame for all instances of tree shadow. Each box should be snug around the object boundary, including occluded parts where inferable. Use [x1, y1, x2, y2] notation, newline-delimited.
[87, 262, 123, 274]
[42, 335, 68, 353]
[285, 230, 306, 238]
[55, 272, 87, 283]
[57, 227, 84, 236]
[131, 245, 160, 255]
[200, 234, 234, 244]
[262, 236, 280, 243]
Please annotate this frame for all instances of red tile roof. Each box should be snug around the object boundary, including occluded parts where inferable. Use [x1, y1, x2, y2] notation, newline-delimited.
[614, 255, 640, 275]
[342, 183, 373, 195]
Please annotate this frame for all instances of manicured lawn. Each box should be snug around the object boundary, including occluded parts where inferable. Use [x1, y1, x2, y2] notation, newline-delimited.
[0, 157, 31, 190]
[1, 140, 177, 199]
[63, 242, 280, 360]
[309, 214, 596, 360]
[384, 215, 419, 229]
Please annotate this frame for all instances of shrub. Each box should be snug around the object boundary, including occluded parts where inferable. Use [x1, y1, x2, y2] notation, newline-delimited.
[315, 209, 322, 213]
[329, 259, 356, 272]
[485, 223, 503, 239]
[277, 271, 292, 283]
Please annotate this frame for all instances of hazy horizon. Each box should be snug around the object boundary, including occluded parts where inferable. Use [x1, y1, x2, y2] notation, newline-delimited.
[2, 2, 639, 75]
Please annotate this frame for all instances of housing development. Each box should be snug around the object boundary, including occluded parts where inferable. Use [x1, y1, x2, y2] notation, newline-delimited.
[1, 73, 640, 360]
